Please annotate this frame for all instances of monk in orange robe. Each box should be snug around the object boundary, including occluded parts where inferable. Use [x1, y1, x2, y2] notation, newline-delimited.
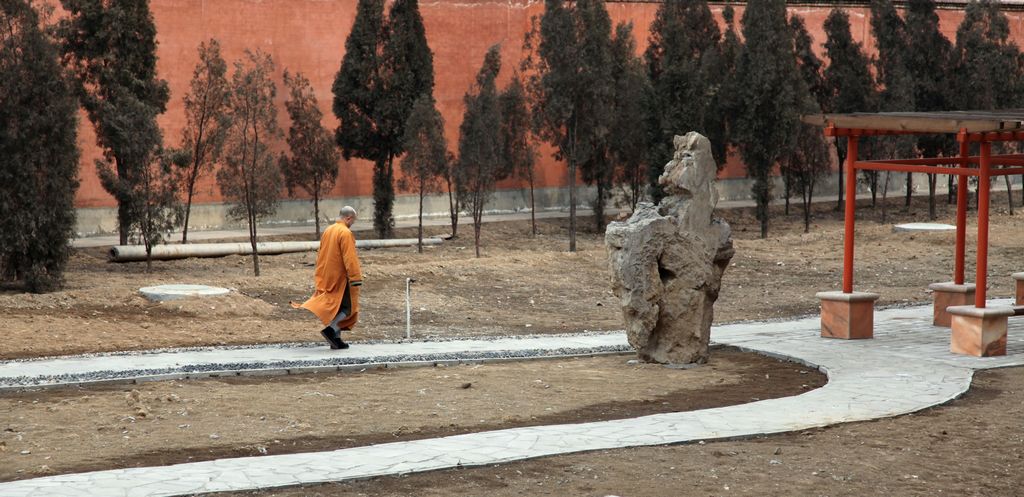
[297, 206, 363, 349]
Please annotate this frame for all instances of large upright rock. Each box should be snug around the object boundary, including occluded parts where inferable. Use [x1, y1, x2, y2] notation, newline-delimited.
[605, 132, 734, 364]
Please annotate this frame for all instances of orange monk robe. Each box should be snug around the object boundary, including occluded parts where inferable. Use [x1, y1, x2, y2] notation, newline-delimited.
[299, 221, 363, 330]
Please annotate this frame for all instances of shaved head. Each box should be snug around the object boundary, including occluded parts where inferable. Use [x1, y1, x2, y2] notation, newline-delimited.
[340, 206, 357, 219]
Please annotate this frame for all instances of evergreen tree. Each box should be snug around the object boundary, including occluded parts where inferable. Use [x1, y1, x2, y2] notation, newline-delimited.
[399, 94, 447, 253]
[954, 0, 1024, 212]
[782, 14, 826, 216]
[869, 0, 916, 209]
[0, 0, 80, 292]
[334, 0, 434, 239]
[443, 150, 461, 237]
[575, 0, 615, 232]
[280, 70, 341, 238]
[525, 0, 614, 250]
[905, 0, 954, 218]
[457, 46, 507, 258]
[822, 8, 875, 210]
[217, 50, 282, 277]
[644, 0, 722, 202]
[499, 74, 538, 236]
[732, 0, 800, 239]
[136, 148, 184, 271]
[333, 0, 390, 237]
[177, 39, 231, 244]
[609, 22, 652, 213]
[58, 0, 170, 246]
[784, 15, 831, 233]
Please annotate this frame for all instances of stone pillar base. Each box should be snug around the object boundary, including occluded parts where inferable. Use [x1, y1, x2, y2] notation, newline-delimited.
[928, 282, 976, 327]
[816, 291, 880, 340]
[948, 305, 1013, 357]
[1013, 272, 1024, 305]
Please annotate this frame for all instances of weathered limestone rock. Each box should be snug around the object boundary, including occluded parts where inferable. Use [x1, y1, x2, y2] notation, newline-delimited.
[605, 132, 734, 364]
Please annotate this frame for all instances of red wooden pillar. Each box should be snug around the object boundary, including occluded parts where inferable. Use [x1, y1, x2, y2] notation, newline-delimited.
[975, 140, 991, 308]
[955, 135, 969, 285]
[842, 135, 859, 294]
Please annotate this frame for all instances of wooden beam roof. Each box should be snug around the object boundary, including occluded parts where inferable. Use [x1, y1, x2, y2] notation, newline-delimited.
[803, 111, 1024, 134]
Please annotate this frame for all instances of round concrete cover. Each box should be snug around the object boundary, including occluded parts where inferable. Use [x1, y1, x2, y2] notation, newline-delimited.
[139, 284, 231, 302]
[893, 222, 956, 233]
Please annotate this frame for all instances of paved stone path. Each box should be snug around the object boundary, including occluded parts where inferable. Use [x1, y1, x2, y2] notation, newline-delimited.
[2, 301, 1023, 496]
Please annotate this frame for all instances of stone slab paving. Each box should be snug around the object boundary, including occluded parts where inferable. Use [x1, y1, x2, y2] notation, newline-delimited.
[2, 301, 1023, 496]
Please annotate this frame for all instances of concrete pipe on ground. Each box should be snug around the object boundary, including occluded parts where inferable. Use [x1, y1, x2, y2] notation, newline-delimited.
[108, 238, 443, 262]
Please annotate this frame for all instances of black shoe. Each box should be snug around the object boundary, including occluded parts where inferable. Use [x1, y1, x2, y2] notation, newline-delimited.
[320, 326, 343, 349]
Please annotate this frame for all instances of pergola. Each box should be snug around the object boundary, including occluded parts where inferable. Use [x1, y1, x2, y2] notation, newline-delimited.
[806, 111, 1024, 357]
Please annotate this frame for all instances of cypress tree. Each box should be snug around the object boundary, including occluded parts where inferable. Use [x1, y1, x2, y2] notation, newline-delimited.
[644, 0, 722, 202]
[527, 0, 607, 251]
[905, 0, 954, 218]
[954, 0, 1024, 212]
[785, 14, 831, 233]
[58, 0, 170, 246]
[609, 22, 652, 213]
[575, 0, 615, 232]
[217, 50, 282, 277]
[822, 8, 875, 210]
[456, 46, 506, 258]
[399, 94, 447, 253]
[333, 0, 390, 237]
[499, 74, 539, 236]
[177, 39, 231, 244]
[281, 70, 341, 238]
[732, 0, 800, 239]
[869, 0, 916, 209]
[0, 0, 80, 292]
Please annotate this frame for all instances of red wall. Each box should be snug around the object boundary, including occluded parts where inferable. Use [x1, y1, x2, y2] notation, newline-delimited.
[71, 1, 1024, 208]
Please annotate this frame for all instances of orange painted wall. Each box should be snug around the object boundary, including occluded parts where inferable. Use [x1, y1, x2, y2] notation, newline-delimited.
[72, 1, 1024, 208]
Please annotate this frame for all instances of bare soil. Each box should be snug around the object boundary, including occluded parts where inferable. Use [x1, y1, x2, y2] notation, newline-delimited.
[0, 349, 823, 480]
[224, 366, 1024, 497]
[1, 193, 1022, 492]
[1, 193, 1022, 360]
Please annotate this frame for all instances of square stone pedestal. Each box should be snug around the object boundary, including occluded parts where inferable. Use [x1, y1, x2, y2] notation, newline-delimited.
[928, 282, 976, 327]
[816, 291, 880, 339]
[947, 305, 1014, 357]
[1014, 272, 1024, 305]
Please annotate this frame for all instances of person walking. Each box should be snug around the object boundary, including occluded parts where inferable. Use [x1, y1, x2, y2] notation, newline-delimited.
[297, 206, 363, 349]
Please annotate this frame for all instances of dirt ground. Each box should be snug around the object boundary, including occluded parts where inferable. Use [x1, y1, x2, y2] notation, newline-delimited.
[0, 350, 823, 480]
[226, 366, 1024, 497]
[1, 193, 1022, 360]
[1, 193, 1023, 492]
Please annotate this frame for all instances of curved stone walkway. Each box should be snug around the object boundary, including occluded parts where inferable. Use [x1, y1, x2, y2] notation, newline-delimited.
[2, 301, 1022, 496]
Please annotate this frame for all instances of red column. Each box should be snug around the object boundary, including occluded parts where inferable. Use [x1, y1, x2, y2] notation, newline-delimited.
[955, 136, 969, 285]
[976, 141, 991, 308]
[843, 135, 859, 294]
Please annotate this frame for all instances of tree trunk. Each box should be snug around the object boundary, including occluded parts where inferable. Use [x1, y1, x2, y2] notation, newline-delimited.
[250, 211, 261, 277]
[802, 177, 814, 233]
[446, 177, 459, 238]
[313, 191, 321, 239]
[569, 157, 577, 252]
[870, 172, 878, 207]
[1005, 174, 1014, 215]
[529, 174, 536, 237]
[417, 179, 424, 254]
[783, 174, 791, 216]
[904, 172, 912, 207]
[473, 196, 483, 258]
[594, 180, 605, 232]
[182, 181, 195, 244]
[881, 171, 891, 224]
[928, 174, 937, 220]
[948, 175, 955, 205]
